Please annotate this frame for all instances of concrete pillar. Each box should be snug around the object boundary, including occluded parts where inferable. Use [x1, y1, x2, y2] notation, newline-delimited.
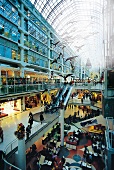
[22, 96, 25, 111]
[59, 109, 65, 146]
[17, 138, 26, 170]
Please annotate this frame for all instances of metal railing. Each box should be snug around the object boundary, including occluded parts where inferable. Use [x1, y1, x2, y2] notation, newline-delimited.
[105, 117, 114, 150]
[4, 139, 18, 156]
[74, 82, 104, 90]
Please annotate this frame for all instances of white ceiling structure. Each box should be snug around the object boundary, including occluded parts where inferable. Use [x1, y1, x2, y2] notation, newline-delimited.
[30, 0, 106, 69]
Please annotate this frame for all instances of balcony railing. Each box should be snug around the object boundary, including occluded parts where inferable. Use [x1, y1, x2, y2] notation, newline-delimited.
[0, 82, 104, 97]
[0, 83, 62, 96]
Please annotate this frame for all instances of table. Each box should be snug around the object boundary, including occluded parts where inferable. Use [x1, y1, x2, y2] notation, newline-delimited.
[70, 167, 77, 170]
[81, 161, 92, 169]
[45, 160, 52, 166]
[66, 136, 77, 150]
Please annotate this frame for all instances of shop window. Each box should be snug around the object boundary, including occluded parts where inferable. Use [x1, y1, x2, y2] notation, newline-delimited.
[36, 58, 39, 65]
[17, 48, 21, 61]
[36, 29, 40, 39]
[0, 24, 4, 35]
[39, 45, 42, 54]
[42, 48, 45, 55]
[4, 27, 10, 38]
[12, 30, 18, 42]
[24, 55, 28, 63]
[36, 45, 39, 52]
[24, 35, 28, 47]
[40, 59, 45, 67]
[18, 32, 20, 43]
[45, 61, 48, 67]
[17, 53, 21, 61]
[18, 17, 21, 26]
[5, 47, 11, 59]
[0, 44, 5, 57]
[24, 50, 28, 62]
[24, 19, 28, 31]
[31, 56, 34, 64]
[12, 50, 16, 60]
[29, 41, 32, 49]
[1, 77, 6, 85]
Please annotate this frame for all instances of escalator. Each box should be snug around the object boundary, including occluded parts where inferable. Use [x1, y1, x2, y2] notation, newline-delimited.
[71, 122, 88, 133]
[53, 84, 69, 107]
[44, 84, 70, 113]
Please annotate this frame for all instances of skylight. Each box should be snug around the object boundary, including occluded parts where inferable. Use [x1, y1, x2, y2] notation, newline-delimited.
[30, 0, 106, 69]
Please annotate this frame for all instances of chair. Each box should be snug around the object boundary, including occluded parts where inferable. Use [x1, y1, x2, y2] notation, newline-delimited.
[39, 155, 45, 165]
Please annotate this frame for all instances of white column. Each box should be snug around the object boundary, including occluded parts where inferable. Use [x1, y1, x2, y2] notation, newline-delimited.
[20, 67, 24, 78]
[17, 138, 26, 170]
[59, 109, 65, 146]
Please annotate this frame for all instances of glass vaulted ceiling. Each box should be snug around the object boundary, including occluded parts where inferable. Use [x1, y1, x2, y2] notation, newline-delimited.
[30, 0, 105, 69]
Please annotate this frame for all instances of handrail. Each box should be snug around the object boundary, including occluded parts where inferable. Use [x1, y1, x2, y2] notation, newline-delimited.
[55, 85, 68, 107]
[3, 159, 21, 170]
[29, 115, 59, 140]
[63, 85, 73, 106]
[4, 139, 18, 155]
[71, 122, 88, 133]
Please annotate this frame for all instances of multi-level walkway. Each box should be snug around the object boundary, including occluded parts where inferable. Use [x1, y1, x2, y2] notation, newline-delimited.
[0, 92, 102, 152]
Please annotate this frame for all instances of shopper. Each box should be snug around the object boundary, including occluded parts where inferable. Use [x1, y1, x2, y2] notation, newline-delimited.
[26, 125, 31, 139]
[0, 127, 3, 143]
[28, 115, 33, 129]
[40, 112, 44, 124]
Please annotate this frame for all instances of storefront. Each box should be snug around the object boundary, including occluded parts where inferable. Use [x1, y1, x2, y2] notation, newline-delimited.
[25, 93, 40, 109]
[0, 98, 21, 118]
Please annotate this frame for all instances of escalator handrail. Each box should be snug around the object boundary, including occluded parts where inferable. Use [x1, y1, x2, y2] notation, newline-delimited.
[71, 122, 88, 133]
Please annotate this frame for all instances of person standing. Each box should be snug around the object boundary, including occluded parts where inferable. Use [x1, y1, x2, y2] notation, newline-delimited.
[28, 115, 33, 129]
[81, 97, 83, 104]
[0, 127, 3, 143]
[40, 112, 44, 124]
[26, 125, 31, 139]
[0, 150, 5, 169]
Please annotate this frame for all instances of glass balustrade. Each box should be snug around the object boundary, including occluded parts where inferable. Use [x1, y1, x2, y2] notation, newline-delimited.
[0, 82, 104, 96]
[0, 83, 62, 96]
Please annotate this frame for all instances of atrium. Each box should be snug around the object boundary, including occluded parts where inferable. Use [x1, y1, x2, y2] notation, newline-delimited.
[0, 0, 114, 170]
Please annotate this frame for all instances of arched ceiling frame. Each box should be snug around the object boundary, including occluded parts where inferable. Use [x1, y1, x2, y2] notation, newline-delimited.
[30, 0, 105, 69]
[48, 3, 103, 26]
